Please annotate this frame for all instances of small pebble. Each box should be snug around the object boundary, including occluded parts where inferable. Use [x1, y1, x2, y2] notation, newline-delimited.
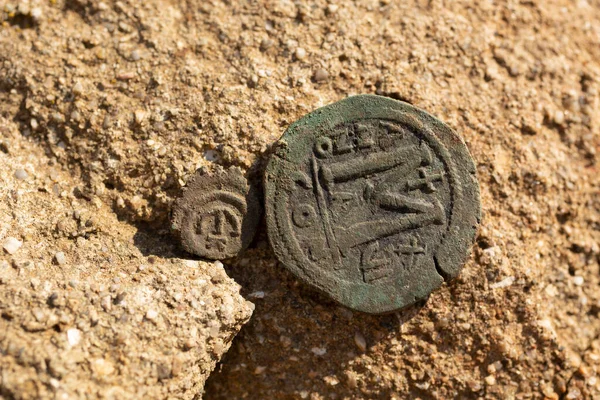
[146, 309, 159, 321]
[102, 115, 112, 129]
[54, 251, 67, 265]
[354, 331, 367, 352]
[248, 291, 265, 299]
[204, 149, 220, 162]
[3, 237, 23, 255]
[72, 82, 84, 96]
[554, 110, 565, 125]
[30, 7, 42, 19]
[490, 276, 514, 289]
[89, 309, 99, 325]
[134, 110, 146, 125]
[313, 68, 329, 82]
[117, 71, 135, 81]
[259, 38, 274, 51]
[67, 328, 82, 347]
[295, 47, 307, 60]
[100, 296, 112, 311]
[573, 276, 584, 286]
[92, 359, 115, 376]
[485, 375, 496, 386]
[14, 168, 28, 180]
[487, 360, 503, 374]
[131, 49, 141, 61]
[311, 347, 327, 356]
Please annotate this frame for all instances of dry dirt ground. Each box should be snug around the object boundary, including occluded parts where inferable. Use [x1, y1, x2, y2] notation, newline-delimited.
[1, 0, 600, 399]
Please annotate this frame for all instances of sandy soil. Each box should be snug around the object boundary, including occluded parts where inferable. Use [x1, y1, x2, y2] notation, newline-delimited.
[1, 0, 600, 399]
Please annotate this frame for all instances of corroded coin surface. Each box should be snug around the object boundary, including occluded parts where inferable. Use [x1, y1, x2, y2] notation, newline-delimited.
[172, 167, 261, 260]
[264, 95, 481, 314]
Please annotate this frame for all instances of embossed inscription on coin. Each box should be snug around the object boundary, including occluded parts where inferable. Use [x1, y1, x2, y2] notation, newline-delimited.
[264, 95, 481, 314]
[172, 167, 261, 260]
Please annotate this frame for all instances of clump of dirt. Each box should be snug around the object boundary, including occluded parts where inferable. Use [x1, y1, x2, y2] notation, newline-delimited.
[1, 0, 600, 399]
[0, 120, 253, 399]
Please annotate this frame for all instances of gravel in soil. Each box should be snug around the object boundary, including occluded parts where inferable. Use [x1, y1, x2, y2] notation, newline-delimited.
[1, 0, 600, 399]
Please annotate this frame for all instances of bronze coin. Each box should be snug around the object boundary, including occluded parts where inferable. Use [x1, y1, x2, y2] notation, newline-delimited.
[264, 95, 481, 314]
[172, 167, 261, 260]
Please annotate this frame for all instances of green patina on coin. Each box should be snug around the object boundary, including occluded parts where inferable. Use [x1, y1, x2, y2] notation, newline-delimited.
[264, 95, 481, 314]
[172, 166, 261, 260]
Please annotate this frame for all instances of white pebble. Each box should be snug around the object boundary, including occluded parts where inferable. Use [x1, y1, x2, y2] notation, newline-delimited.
[490, 276, 515, 289]
[204, 149, 220, 162]
[3, 237, 22, 255]
[54, 251, 67, 265]
[14, 169, 28, 180]
[295, 47, 307, 60]
[248, 291, 265, 299]
[30, 7, 42, 19]
[67, 328, 82, 347]
[183, 259, 199, 268]
[554, 110, 565, 125]
[146, 309, 159, 321]
[573, 276, 584, 286]
[311, 347, 327, 356]
[92, 359, 115, 376]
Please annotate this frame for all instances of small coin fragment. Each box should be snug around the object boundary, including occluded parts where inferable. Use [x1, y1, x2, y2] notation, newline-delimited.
[171, 167, 261, 260]
[264, 95, 481, 314]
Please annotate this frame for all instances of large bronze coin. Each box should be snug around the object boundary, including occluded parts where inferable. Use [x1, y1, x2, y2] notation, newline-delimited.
[264, 95, 480, 314]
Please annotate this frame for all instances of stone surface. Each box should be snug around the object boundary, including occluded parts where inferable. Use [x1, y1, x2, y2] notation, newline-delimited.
[264, 95, 480, 313]
[0, 123, 253, 399]
[172, 166, 262, 260]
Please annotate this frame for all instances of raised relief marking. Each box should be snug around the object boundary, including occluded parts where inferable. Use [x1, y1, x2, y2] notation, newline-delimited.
[361, 237, 426, 284]
[361, 241, 392, 284]
[407, 167, 444, 193]
[355, 123, 375, 149]
[292, 204, 318, 228]
[334, 127, 354, 155]
[310, 155, 343, 269]
[319, 145, 419, 191]
[198, 205, 243, 252]
[309, 142, 445, 261]
[380, 121, 405, 135]
[394, 237, 425, 271]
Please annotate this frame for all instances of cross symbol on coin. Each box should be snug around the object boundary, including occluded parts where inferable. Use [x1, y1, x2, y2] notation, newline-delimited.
[407, 167, 444, 193]
[394, 237, 425, 270]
